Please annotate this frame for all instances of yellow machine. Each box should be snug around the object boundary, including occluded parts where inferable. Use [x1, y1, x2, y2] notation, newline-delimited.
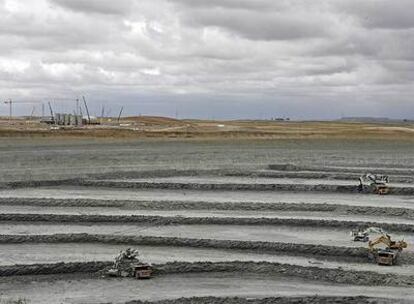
[368, 235, 407, 266]
[374, 184, 390, 195]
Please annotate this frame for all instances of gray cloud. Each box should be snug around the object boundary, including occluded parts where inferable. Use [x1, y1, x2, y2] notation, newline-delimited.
[340, 0, 414, 29]
[0, 0, 413, 119]
[180, 8, 330, 41]
[50, 0, 133, 15]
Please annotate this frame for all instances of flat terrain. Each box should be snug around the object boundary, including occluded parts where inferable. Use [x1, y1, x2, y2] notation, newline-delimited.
[1, 116, 414, 141]
[1, 137, 414, 303]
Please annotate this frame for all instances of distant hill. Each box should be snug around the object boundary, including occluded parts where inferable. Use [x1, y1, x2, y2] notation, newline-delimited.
[338, 117, 413, 123]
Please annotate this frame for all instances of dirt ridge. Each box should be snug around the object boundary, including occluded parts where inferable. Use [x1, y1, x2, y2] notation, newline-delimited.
[3, 234, 414, 264]
[2, 213, 414, 232]
[2, 260, 414, 287]
[78, 180, 414, 195]
[2, 197, 414, 219]
[119, 296, 396, 304]
[0, 233, 395, 263]
[268, 164, 414, 176]
[0, 261, 111, 276]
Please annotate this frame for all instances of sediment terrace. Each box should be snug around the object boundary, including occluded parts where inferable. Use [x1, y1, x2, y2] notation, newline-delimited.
[3, 260, 414, 287]
[1, 157, 414, 303]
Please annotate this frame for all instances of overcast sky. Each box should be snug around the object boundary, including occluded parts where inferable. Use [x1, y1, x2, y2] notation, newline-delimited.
[1, 0, 413, 119]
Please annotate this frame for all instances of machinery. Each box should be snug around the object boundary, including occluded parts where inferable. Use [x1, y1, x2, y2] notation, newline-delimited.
[350, 229, 369, 242]
[368, 234, 407, 265]
[350, 226, 385, 242]
[358, 174, 390, 195]
[107, 248, 152, 279]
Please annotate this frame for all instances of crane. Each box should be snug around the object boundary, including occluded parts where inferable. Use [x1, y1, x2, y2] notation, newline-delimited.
[117, 106, 124, 123]
[82, 96, 91, 124]
[3, 99, 12, 121]
[48, 102, 55, 124]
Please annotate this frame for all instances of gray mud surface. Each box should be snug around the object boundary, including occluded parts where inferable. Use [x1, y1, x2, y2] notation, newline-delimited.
[2, 260, 414, 287]
[3, 204, 414, 225]
[3, 272, 414, 304]
[2, 196, 413, 219]
[118, 296, 399, 304]
[1, 139, 414, 303]
[75, 179, 414, 195]
[2, 187, 414, 209]
[3, 213, 414, 234]
[268, 163, 414, 175]
[3, 233, 414, 265]
[3, 242, 414, 275]
[1, 224, 413, 251]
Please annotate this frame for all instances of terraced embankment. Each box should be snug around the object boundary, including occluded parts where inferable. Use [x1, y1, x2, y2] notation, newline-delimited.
[76, 178, 414, 195]
[3, 213, 414, 236]
[3, 273, 412, 303]
[3, 260, 414, 287]
[1, 155, 414, 302]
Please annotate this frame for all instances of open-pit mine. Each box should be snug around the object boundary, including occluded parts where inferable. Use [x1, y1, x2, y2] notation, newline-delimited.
[0, 137, 414, 304]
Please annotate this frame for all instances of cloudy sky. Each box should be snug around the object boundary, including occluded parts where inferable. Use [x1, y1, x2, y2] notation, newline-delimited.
[0, 0, 413, 119]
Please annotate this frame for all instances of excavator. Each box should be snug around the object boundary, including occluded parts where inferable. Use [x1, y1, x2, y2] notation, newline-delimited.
[368, 234, 407, 266]
[358, 174, 390, 195]
[350, 226, 385, 242]
[107, 248, 152, 279]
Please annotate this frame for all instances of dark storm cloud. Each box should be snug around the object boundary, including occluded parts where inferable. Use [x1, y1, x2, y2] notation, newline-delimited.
[0, 0, 413, 119]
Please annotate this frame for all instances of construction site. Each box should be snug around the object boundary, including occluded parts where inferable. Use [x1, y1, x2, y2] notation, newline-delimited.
[0, 135, 413, 304]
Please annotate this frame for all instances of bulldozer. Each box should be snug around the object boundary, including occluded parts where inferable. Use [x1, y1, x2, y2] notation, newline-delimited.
[358, 174, 390, 195]
[368, 234, 407, 266]
[107, 248, 153, 279]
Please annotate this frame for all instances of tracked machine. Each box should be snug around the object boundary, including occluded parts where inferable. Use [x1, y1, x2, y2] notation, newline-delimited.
[368, 234, 407, 266]
[107, 248, 153, 279]
[350, 226, 385, 242]
[358, 174, 390, 195]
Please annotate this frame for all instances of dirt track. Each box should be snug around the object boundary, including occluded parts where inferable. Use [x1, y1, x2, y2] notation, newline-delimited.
[2, 197, 414, 220]
[2, 213, 414, 233]
[2, 260, 414, 287]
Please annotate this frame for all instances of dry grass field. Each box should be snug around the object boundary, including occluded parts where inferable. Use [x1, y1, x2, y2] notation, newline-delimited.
[0, 116, 413, 140]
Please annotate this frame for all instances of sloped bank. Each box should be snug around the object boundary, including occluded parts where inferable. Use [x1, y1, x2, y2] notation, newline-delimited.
[77, 180, 414, 195]
[2, 261, 414, 287]
[268, 164, 414, 176]
[2, 197, 414, 219]
[2, 213, 414, 233]
[0, 261, 111, 276]
[119, 296, 394, 304]
[3, 233, 412, 264]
